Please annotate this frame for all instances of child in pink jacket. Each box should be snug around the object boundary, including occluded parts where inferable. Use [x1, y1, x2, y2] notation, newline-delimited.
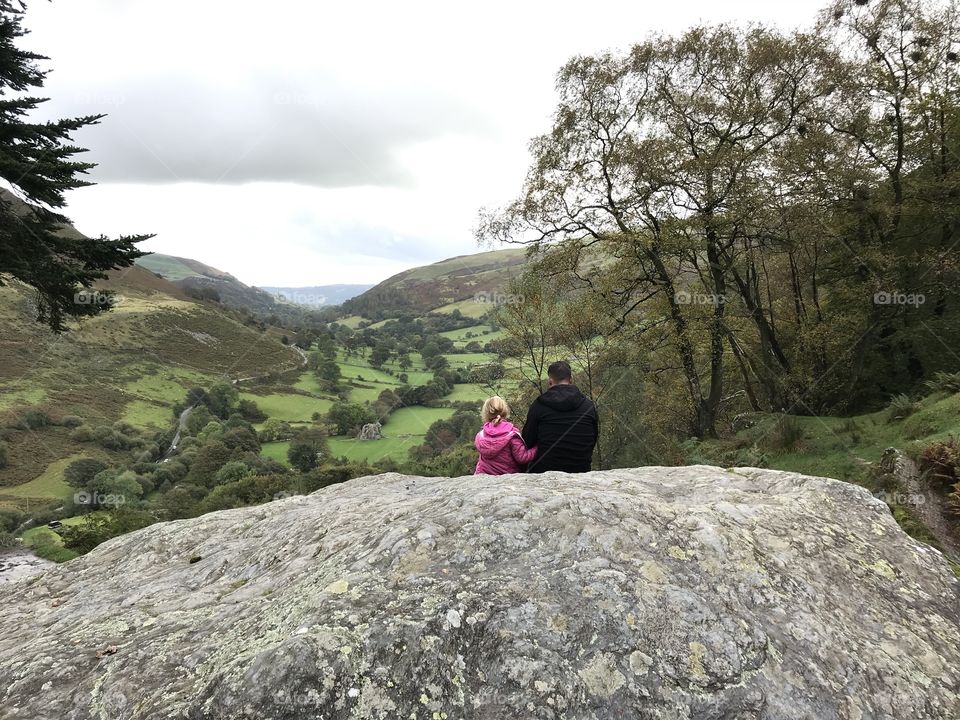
[474, 396, 537, 475]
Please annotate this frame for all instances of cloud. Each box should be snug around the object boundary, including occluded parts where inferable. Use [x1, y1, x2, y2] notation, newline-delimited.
[44, 74, 493, 187]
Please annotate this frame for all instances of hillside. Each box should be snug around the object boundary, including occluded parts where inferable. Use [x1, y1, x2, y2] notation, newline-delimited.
[0, 259, 301, 505]
[136, 253, 280, 313]
[341, 246, 529, 319]
[2, 467, 958, 718]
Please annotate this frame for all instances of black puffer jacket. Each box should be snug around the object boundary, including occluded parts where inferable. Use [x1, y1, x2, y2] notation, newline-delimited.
[521, 384, 598, 473]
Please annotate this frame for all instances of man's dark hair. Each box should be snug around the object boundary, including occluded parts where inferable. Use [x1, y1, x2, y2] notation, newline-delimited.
[547, 360, 572, 382]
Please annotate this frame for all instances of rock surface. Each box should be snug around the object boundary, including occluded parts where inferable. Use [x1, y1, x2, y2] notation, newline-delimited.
[356, 422, 383, 440]
[1, 466, 959, 719]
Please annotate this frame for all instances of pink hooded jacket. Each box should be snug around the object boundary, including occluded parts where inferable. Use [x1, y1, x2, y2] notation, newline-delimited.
[474, 420, 537, 475]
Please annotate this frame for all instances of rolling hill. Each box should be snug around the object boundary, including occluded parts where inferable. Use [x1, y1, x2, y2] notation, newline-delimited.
[136, 253, 280, 313]
[258, 284, 373, 307]
[341, 246, 530, 319]
[0, 252, 301, 506]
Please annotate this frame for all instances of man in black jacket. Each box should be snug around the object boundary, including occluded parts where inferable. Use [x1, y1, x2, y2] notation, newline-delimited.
[521, 360, 598, 473]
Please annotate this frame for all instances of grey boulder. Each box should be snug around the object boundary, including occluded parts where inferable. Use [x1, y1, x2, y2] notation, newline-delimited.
[1, 466, 958, 719]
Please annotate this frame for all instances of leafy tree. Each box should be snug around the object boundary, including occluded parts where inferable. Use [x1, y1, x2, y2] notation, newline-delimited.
[214, 460, 253, 485]
[326, 402, 375, 436]
[185, 440, 235, 487]
[63, 458, 108, 488]
[287, 428, 329, 472]
[317, 358, 341, 385]
[0, 2, 150, 332]
[206, 383, 239, 419]
[60, 508, 154, 555]
[237, 398, 266, 422]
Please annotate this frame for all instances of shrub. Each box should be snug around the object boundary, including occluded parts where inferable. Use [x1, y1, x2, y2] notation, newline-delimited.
[0, 531, 16, 549]
[0, 508, 24, 532]
[59, 415, 83, 428]
[886, 393, 919, 423]
[21, 408, 51, 429]
[69, 425, 94, 442]
[918, 437, 960, 490]
[924, 370, 960, 394]
[0, 440, 7, 468]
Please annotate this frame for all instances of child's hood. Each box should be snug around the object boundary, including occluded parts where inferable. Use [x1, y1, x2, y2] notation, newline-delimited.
[476, 420, 520, 454]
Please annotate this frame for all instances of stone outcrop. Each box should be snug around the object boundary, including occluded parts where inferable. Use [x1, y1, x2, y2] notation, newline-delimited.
[357, 422, 383, 440]
[1, 466, 959, 719]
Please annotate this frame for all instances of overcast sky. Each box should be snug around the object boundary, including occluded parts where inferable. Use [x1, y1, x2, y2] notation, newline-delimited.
[23, 0, 822, 286]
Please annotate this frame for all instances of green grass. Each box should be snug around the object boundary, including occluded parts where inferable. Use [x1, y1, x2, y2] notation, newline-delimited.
[336, 315, 366, 329]
[443, 352, 497, 368]
[135, 254, 201, 281]
[706, 391, 960, 483]
[438, 325, 505, 347]
[433, 299, 490, 318]
[123, 365, 211, 405]
[328, 435, 423, 462]
[446, 384, 487, 403]
[122, 399, 174, 429]
[2, 455, 78, 500]
[239, 392, 333, 423]
[0, 382, 46, 410]
[382, 406, 455, 435]
[260, 441, 290, 464]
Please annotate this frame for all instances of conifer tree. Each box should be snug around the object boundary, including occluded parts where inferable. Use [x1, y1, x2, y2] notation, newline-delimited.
[0, 0, 150, 332]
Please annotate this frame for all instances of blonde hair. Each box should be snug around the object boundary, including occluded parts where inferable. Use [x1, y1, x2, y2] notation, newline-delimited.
[481, 395, 511, 424]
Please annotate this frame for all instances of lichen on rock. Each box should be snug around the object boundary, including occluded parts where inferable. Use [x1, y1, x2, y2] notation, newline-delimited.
[1, 466, 959, 719]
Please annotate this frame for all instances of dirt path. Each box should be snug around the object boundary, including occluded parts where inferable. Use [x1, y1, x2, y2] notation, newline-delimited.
[881, 448, 960, 563]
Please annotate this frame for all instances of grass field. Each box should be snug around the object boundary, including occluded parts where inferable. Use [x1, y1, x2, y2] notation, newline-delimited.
[239, 392, 334, 423]
[121, 399, 174, 429]
[1, 454, 78, 500]
[382, 406, 455, 435]
[443, 352, 497, 368]
[446, 384, 487, 403]
[433, 299, 490, 318]
[260, 440, 290, 464]
[328, 435, 423, 462]
[438, 325, 505, 347]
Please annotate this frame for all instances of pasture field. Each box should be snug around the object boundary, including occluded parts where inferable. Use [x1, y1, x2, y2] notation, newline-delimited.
[239, 392, 333, 423]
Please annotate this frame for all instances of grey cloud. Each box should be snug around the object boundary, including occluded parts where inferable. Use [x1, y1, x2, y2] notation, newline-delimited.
[44, 74, 493, 187]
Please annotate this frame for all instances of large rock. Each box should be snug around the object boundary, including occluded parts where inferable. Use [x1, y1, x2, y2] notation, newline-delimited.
[1, 466, 959, 719]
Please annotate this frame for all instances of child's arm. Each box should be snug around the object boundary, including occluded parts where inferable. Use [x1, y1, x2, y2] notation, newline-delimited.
[510, 434, 537, 465]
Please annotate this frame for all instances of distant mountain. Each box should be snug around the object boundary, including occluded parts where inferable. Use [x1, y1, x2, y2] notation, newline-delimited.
[342, 247, 529, 320]
[259, 284, 373, 307]
[136, 253, 280, 313]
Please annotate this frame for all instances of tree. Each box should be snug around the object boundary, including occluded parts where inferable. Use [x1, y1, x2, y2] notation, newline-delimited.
[317, 358, 341, 385]
[287, 428, 329, 472]
[63, 458, 108, 488]
[0, 2, 150, 332]
[326, 402, 375, 436]
[205, 383, 239, 419]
